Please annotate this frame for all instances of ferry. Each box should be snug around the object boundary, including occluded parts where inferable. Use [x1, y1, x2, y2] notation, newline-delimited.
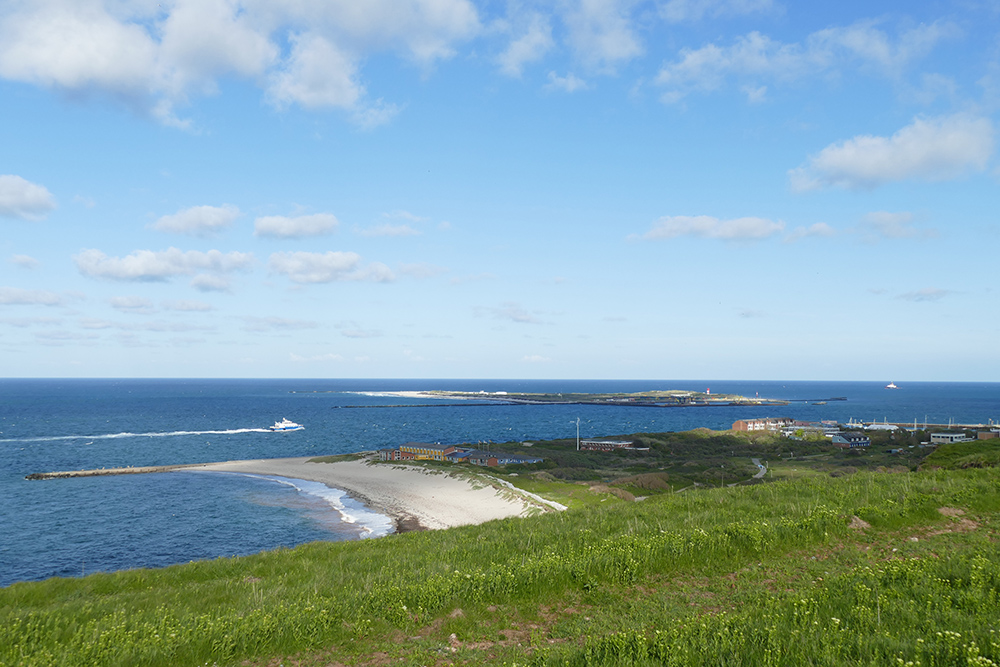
[886, 382, 898, 389]
[269, 418, 303, 431]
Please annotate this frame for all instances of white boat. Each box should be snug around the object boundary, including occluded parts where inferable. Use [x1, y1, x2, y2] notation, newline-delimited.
[269, 418, 303, 431]
[886, 382, 898, 389]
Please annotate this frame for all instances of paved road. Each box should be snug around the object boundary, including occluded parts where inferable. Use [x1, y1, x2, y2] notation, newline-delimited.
[751, 457, 767, 479]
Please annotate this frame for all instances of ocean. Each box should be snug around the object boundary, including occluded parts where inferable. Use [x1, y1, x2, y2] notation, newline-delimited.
[2, 378, 998, 587]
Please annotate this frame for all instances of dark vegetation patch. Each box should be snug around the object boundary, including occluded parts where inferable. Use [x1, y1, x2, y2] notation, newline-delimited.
[485, 427, 934, 492]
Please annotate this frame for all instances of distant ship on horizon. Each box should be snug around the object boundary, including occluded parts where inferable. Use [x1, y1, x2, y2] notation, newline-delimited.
[886, 382, 898, 389]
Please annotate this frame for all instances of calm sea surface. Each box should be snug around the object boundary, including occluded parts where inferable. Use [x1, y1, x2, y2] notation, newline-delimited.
[2, 378, 998, 586]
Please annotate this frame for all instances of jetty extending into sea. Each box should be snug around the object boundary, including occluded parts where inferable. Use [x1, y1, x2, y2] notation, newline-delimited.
[24, 463, 202, 480]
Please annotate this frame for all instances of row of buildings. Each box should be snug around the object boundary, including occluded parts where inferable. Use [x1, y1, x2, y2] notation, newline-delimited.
[732, 417, 1000, 449]
[579, 439, 649, 452]
[377, 442, 544, 467]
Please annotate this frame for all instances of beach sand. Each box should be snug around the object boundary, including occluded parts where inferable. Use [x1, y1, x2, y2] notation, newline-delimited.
[188, 456, 537, 532]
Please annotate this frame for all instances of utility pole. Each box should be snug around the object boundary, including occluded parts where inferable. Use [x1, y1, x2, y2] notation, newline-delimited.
[574, 417, 580, 451]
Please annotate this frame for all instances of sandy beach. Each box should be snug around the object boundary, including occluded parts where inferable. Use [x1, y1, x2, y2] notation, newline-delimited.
[187, 456, 541, 532]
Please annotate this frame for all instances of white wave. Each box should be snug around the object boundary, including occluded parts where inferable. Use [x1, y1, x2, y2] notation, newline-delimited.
[0, 427, 275, 444]
[205, 472, 394, 539]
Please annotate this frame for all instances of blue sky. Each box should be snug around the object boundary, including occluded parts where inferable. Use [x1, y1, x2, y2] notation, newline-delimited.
[1, 0, 998, 380]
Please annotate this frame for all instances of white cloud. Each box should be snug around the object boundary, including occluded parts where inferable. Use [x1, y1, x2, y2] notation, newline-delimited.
[0, 286, 65, 306]
[158, 0, 277, 95]
[784, 222, 835, 242]
[383, 209, 428, 222]
[0, 2, 159, 96]
[286, 0, 479, 63]
[110, 295, 155, 313]
[498, 12, 552, 77]
[0, 175, 57, 220]
[152, 204, 240, 236]
[10, 254, 40, 269]
[562, 0, 643, 70]
[790, 114, 995, 191]
[640, 215, 784, 241]
[267, 32, 363, 111]
[741, 84, 767, 103]
[861, 211, 935, 239]
[660, 0, 775, 22]
[0, 316, 61, 327]
[546, 71, 589, 92]
[656, 20, 959, 103]
[656, 31, 807, 99]
[268, 251, 394, 284]
[242, 316, 318, 331]
[254, 213, 339, 238]
[190, 274, 232, 292]
[35, 329, 100, 344]
[75, 247, 254, 282]
[809, 20, 959, 75]
[349, 99, 402, 129]
[79, 318, 113, 330]
[897, 287, 952, 302]
[337, 321, 382, 338]
[398, 262, 447, 279]
[486, 302, 543, 324]
[163, 299, 213, 311]
[0, 0, 478, 126]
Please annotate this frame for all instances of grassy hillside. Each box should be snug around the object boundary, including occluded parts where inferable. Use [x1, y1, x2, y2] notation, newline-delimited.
[922, 439, 1000, 470]
[3, 463, 999, 666]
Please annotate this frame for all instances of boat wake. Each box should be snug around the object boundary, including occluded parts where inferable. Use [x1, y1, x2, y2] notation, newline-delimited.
[0, 428, 273, 444]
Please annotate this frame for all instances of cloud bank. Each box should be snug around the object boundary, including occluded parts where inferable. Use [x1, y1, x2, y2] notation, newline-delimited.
[0, 286, 65, 306]
[0, 0, 480, 126]
[656, 20, 959, 103]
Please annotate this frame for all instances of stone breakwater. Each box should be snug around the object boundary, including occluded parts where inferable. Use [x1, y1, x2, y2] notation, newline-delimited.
[25, 464, 201, 480]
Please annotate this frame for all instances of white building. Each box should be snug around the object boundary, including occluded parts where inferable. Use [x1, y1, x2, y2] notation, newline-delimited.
[930, 432, 973, 444]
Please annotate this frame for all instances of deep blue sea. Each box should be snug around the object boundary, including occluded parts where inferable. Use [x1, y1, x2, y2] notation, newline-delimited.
[2, 378, 998, 587]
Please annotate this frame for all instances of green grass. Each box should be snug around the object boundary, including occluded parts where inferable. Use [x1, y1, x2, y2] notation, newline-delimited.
[923, 440, 1000, 469]
[306, 452, 365, 463]
[767, 461, 830, 480]
[3, 467, 999, 666]
[497, 474, 617, 509]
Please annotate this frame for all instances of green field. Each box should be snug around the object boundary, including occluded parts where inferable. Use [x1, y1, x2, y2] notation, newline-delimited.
[3, 434, 999, 667]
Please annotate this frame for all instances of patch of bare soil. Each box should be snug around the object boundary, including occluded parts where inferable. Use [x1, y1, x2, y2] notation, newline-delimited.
[848, 516, 871, 531]
[929, 507, 978, 535]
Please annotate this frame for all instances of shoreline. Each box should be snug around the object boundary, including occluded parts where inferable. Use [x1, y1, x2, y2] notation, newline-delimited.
[29, 454, 545, 533]
[192, 456, 540, 532]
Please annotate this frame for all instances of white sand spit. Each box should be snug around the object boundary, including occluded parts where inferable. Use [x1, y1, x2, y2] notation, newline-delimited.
[189, 456, 540, 531]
